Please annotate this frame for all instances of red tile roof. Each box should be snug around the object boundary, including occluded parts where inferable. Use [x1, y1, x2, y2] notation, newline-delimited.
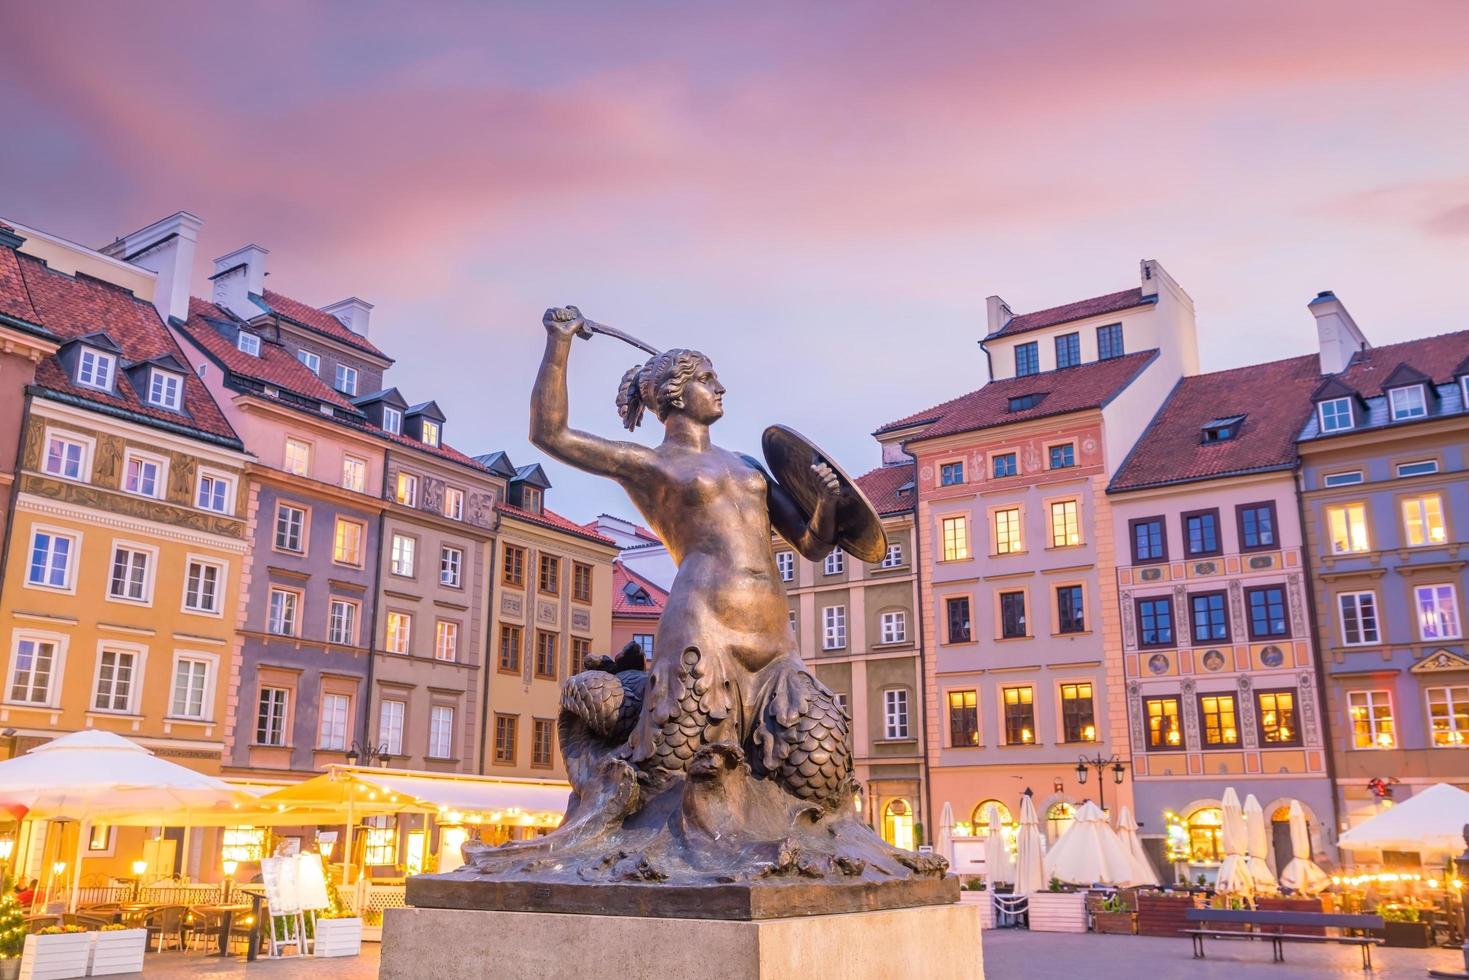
[0, 245, 42, 327]
[1335, 329, 1469, 395]
[853, 463, 915, 516]
[19, 254, 238, 445]
[988, 287, 1151, 339]
[497, 502, 617, 547]
[612, 560, 668, 617]
[1110, 354, 1322, 492]
[878, 350, 1158, 443]
[261, 289, 389, 360]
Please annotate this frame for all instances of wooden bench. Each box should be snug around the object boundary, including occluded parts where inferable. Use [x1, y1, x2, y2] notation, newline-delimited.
[1183, 908, 1385, 969]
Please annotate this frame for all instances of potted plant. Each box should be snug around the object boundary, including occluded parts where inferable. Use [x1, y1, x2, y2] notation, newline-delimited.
[1028, 879, 1087, 933]
[1380, 907, 1431, 948]
[22, 925, 91, 980]
[1092, 893, 1136, 935]
[958, 879, 995, 928]
[88, 922, 146, 976]
[313, 880, 362, 957]
[0, 894, 24, 980]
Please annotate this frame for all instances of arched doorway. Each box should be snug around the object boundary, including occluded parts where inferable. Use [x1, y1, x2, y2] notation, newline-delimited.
[1046, 802, 1076, 843]
[1186, 806, 1223, 863]
[970, 800, 1014, 836]
[884, 799, 915, 851]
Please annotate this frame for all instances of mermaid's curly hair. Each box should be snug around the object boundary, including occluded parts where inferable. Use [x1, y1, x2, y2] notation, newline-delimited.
[616, 349, 709, 432]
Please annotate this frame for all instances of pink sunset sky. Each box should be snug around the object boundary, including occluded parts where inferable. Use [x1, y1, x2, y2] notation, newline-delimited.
[3, 1, 1467, 520]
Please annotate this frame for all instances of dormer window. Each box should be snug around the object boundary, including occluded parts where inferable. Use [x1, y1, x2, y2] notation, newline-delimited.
[622, 581, 651, 606]
[1318, 397, 1354, 433]
[335, 364, 358, 396]
[1388, 384, 1427, 421]
[382, 407, 402, 435]
[237, 332, 260, 356]
[77, 348, 115, 390]
[421, 420, 441, 447]
[1202, 415, 1244, 443]
[297, 350, 321, 374]
[146, 369, 183, 410]
[1008, 393, 1043, 412]
[522, 487, 542, 513]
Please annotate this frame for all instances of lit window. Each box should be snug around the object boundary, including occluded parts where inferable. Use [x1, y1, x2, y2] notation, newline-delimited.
[822, 605, 847, 650]
[1318, 397, 1353, 432]
[108, 545, 151, 603]
[385, 611, 412, 653]
[43, 434, 86, 480]
[992, 453, 1018, 478]
[1187, 808, 1223, 862]
[1015, 342, 1039, 377]
[429, 706, 455, 759]
[390, 534, 416, 576]
[1416, 584, 1462, 640]
[435, 620, 459, 662]
[949, 690, 979, 746]
[381, 405, 401, 434]
[333, 518, 364, 565]
[183, 559, 222, 613]
[776, 551, 795, 581]
[1049, 500, 1080, 548]
[274, 504, 305, 552]
[341, 455, 367, 493]
[1348, 690, 1394, 749]
[77, 348, 115, 389]
[1397, 459, 1439, 478]
[1402, 494, 1447, 546]
[296, 349, 320, 374]
[335, 364, 358, 396]
[123, 454, 162, 498]
[395, 472, 418, 507]
[1048, 444, 1075, 469]
[1055, 332, 1080, 369]
[1428, 686, 1469, 748]
[267, 589, 298, 636]
[1388, 385, 1427, 420]
[256, 688, 288, 745]
[170, 658, 210, 718]
[1199, 694, 1239, 746]
[443, 487, 464, 520]
[440, 546, 463, 587]
[197, 473, 231, 512]
[26, 530, 74, 589]
[880, 610, 907, 644]
[1061, 682, 1095, 742]
[1145, 696, 1183, 749]
[941, 515, 969, 561]
[236, 332, 260, 356]
[994, 508, 1022, 554]
[1258, 689, 1299, 745]
[8, 637, 58, 705]
[221, 827, 265, 863]
[1338, 591, 1379, 645]
[881, 543, 903, 568]
[147, 369, 183, 410]
[420, 420, 441, 447]
[940, 461, 964, 486]
[1325, 502, 1370, 554]
[92, 648, 137, 712]
[363, 819, 395, 865]
[883, 689, 910, 739]
[283, 438, 311, 477]
[328, 599, 357, 645]
[318, 693, 349, 750]
[1002, 686, 1035, 744]
[824, 549, 844, 575]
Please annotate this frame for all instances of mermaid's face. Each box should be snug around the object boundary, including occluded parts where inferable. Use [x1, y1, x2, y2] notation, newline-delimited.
[677, 357, 725, 424]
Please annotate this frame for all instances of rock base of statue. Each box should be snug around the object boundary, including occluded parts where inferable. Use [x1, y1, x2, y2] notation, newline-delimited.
[379, 903, 983, 980]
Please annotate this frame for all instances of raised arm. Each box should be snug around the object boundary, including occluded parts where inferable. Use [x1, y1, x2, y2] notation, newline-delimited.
[530, 307, 657, 481]
[767, 461, 840, 562]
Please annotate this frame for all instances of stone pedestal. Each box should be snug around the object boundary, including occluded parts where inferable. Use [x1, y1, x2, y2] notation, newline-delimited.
[380, 903, 982, 980]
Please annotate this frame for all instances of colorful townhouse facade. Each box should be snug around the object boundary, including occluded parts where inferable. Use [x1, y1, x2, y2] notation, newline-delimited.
[610, 560, 667, 663]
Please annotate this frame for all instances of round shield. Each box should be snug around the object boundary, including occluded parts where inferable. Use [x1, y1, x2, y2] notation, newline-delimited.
[762, 424, 888, 564]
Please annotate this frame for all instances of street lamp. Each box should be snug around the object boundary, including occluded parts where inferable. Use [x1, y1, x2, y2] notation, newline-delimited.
[345, 741, 390, 768]
[1074, 754, 1128, 811]
[130, 860, 147, 901]
[222, 859, 238, 904]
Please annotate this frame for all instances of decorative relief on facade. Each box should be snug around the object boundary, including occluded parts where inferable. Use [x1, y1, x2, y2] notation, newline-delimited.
[1193, 561, 1217, 576]
[500, 592, 523, 617]
[1139, 567, 1162, 582]
[536, 600, 558, 626]
[1120, 590, 1136, 650]
[1287, 572, 1307, 638]
[1201, 649, 1225, 672]
[1180, 678, 1200, 748]
[1247, 555, 1274, 570]
[571, 609, 591, 633]
[168, 454, 196, 501]
[20, 474, 245, 538]
[466, 491, 496, 529]
[1147, 653, 1169, 675]
[95, 433, 125, 484]
[919, 465, 933, 482]
[1237, 674, 1258, 748]
[422, 476, 445, 514]
[1227, 579, 1246, 639]
[1126, 681, 1145, 751]
[21, 417, 45, 472]
[1411, 649, 1469, 673]
[1172, 585, 1189, 647]
[1296, 671, 1322, 747]
[1259, 645, 1285, 668]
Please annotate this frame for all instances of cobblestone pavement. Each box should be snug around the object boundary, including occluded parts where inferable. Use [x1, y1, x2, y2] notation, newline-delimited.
[982, 928, 1463, 979]
[96, 944, 382, 978]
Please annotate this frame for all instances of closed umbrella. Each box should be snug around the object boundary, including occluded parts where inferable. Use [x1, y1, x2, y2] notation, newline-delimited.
[1277, 800, 1330, 896]
[984, 804, 1015, 886]
[1116, 806, 1160, 887]
[1044, 801, 1135, 886]
[1215, 787, 1254, 900]
[937, 802, 955, 868]
[1243, 794, 1278, 895]
[1014, 794, 1046, 894]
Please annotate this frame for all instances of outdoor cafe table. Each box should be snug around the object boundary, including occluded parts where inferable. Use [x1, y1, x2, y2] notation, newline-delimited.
[191, 903, 254, 957]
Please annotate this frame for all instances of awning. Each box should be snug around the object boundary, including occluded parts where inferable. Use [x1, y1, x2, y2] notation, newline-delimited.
[257, 765, 572, 825]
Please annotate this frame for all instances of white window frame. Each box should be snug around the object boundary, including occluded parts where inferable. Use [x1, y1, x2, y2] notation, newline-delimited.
[994, 507, 1022, 555]
[776, 551, 795, 582]
[440, 546, 463, 588]
[390, 533, 417, 577]
[341, 454, 367, 493]
[168, 651, 216, 721]
[274, 503, 307, 553]
[379, 699, 406, 756]
[1396, 459, 1440, 478]
[1323, 470, 1363, 487]
[443, 486, 464, 520]
[428, 705, 454, 759]
[328, 598, 358, 646]
[333, 517, 365, 567]
[146, 368, 183, 410]
[881, 543, 903, 568]
[1402, 493, 1447, 547]
[106, 540, 157, 605]
[880, 610, 907, 644]
[267, 587, 300, 636]
[385, 611, 412, 654]
[822, 605, 847, 650]
[1325, 502, 1370, 555]
[318, 693, 350, 751]
[421, 419, 441, 447]
[435, 620, 459, 662]
[6, 631, 67, 708]
[91, 641, 146, 715]
[1427, 686, 1469, 748]
[181, 555, 226, 616]
[1416, 584, 1462, 641]
[25, 525, 80, 593]
[883, 688, 910, 740]
[1348, 689, 1395, 749]
[296, 349, 321, 374]
[283, 438, 312, 477]
[941, 514, 969, 562]
[42, 429, 92, 482]
[195, 469, 235, 514]
[335, 364, 359, 396]
[1337, 591, 1380, 646]
[1388, 384, 1427, 421]
[1318, 397, 1353, 432]
[121, 449, 167, 499]
[256, 686, 289, 746]
[77, 347, 116, 390]
[382, 405, 401, 434]
[236, 332, 261, 356]
[823, 549, 844, 575]
[395, 472, 418, 507]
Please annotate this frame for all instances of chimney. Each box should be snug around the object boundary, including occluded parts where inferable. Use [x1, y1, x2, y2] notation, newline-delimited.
[986, 295, 1013, 336]
[99, 211, 202, 323]
[321, 296, 373, 337]
[210, 245, 269, 322]
[1309, 290, 1370, 375]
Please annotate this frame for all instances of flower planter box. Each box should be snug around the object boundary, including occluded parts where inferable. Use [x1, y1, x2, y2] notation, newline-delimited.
[87, 929, 146, 977]
[1027, 892, 1087, 933]
[1382, 920, 1432, 948]
[19, 932, 90, 980]
[1136, 892, 1203, 937]
[1092, 911, 1136, 935]
[959, 891, 995, 929]
[1, 959, 21, 980]
[313, 916, 363, 957]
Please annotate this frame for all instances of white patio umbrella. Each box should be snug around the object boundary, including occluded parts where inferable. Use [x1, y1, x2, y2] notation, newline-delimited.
[1277, 801, 1330, 896]
[1014, 794, 1046, 894]
[984, 804, 1015, 886]
[1044, 801, 1135, 885]
[1337, 783, 1469, 856]
[1116, 806, 1160, 886]
[1243, 794, 1279, 895]
[937, 802, 955, 868]
[1215, 787, 1254, 900]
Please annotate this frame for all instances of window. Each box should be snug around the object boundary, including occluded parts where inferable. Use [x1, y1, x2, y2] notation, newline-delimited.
[1002, 686, 1035, 744]
[1198, 693, 1239, 746]
[494, 713, 517, 764]
[1187, 808, 1223, 863]
[991, 453, 1018, 478]
[1057, 585, 1085, 634]
[532, 718, 555, 768]
[429, 705, 455, 758]
[880, 610, 907, 644]
[999, 590, 1026, 639]
[502, 544, 525, 587]
[522, 487, 542, 513]
[1428, 687, 1469, 747]
[776, 551, 795, 581]
[170, 657, 209, 718]
[1055, 332, 1080, 368]
[8, 636, 57, 705]
[571, 635, 590, 671]
[1097, 323, 1124, 360]
[1136, 596, 1174, 647]
[318, 693, 349, 750]
[1144, 696, 1183, 749]
[946, 596, 971, 643]
[1402, 494, 1447, 546]
[1257, 689, 1299, 745]
[1388, 384, 1427, 420]
[333, 518, 364, 565]
[1049, 500, 1080, 548]
[1183, 509, 1220, 557]
[341, 455, 367, 493]
[92, 648, 137, 712]
[994, 508, 1022, 554]
[221, 827, 265, 863]
[440, 546, 463, 587]
[385, 611, 412, 654]
[236, 332, 260, 356]
[256, 687, 288, 746]
[948, 690, 979, 746]
[196, 472, 231, 513]
[1338, 591, 1380, 645]
[123, 454, 162, 498]
[108, 545, 151, 603]
[940, 461, 965, 486]
[27, 530, 74, 589]
[941, 515, 969, 561]
[44, 434, 86, 480]
[539, 554, 560, 594]
[381, 405, 401, 434]
[534, 630, 558, 678]
[267, 588, 298, 636]
[335, 364, 359, 396]
[498, 625, 522, 672]
[1015, 341, 1039, 377]
[881, 543, 903, 568]
[1048, 443, 1075, 469]
[1416, 584, 1462, 640]
[146, 369, 182, 409]
[280, 438, 310, 477]
[295, 349, 321, 374]
[420, 420, 441, 447]
[183, 559, 222, 613]
[434, 620, 458, 662]
[1324, 470, 1364, 487]
[1246, 585, 1288, 639]
[328, 598, 357, 645]
[883, 689, 910, 739]
[1190, 592, 1229, 643]
[1348, 690, 1394, 749]
[1008, 394, 1043, 412]
[1060, 682, 1096, 742]
[1326, 503, 1369, 554]
[788, 609, 797, 633]
[1130, 517, 1166, 563]
[824, 549, 845, 575]
[389, 533, 416, 577]
[631, 633, 655, 659]
[77, 347, 115, 389]
[395, 472, 418, 507]
[1318, 397, 1354, 432]
[379, 700, 405, 756]
[1398, 459, 1440, 478]
[1202, 415, 1244, 442]
[1237, 502, 1277, 551]
[274, 504, 305, 552]
[362, 819, 395, 866]
[565, 561, 590, 603]
[823, 605, 847, 650]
